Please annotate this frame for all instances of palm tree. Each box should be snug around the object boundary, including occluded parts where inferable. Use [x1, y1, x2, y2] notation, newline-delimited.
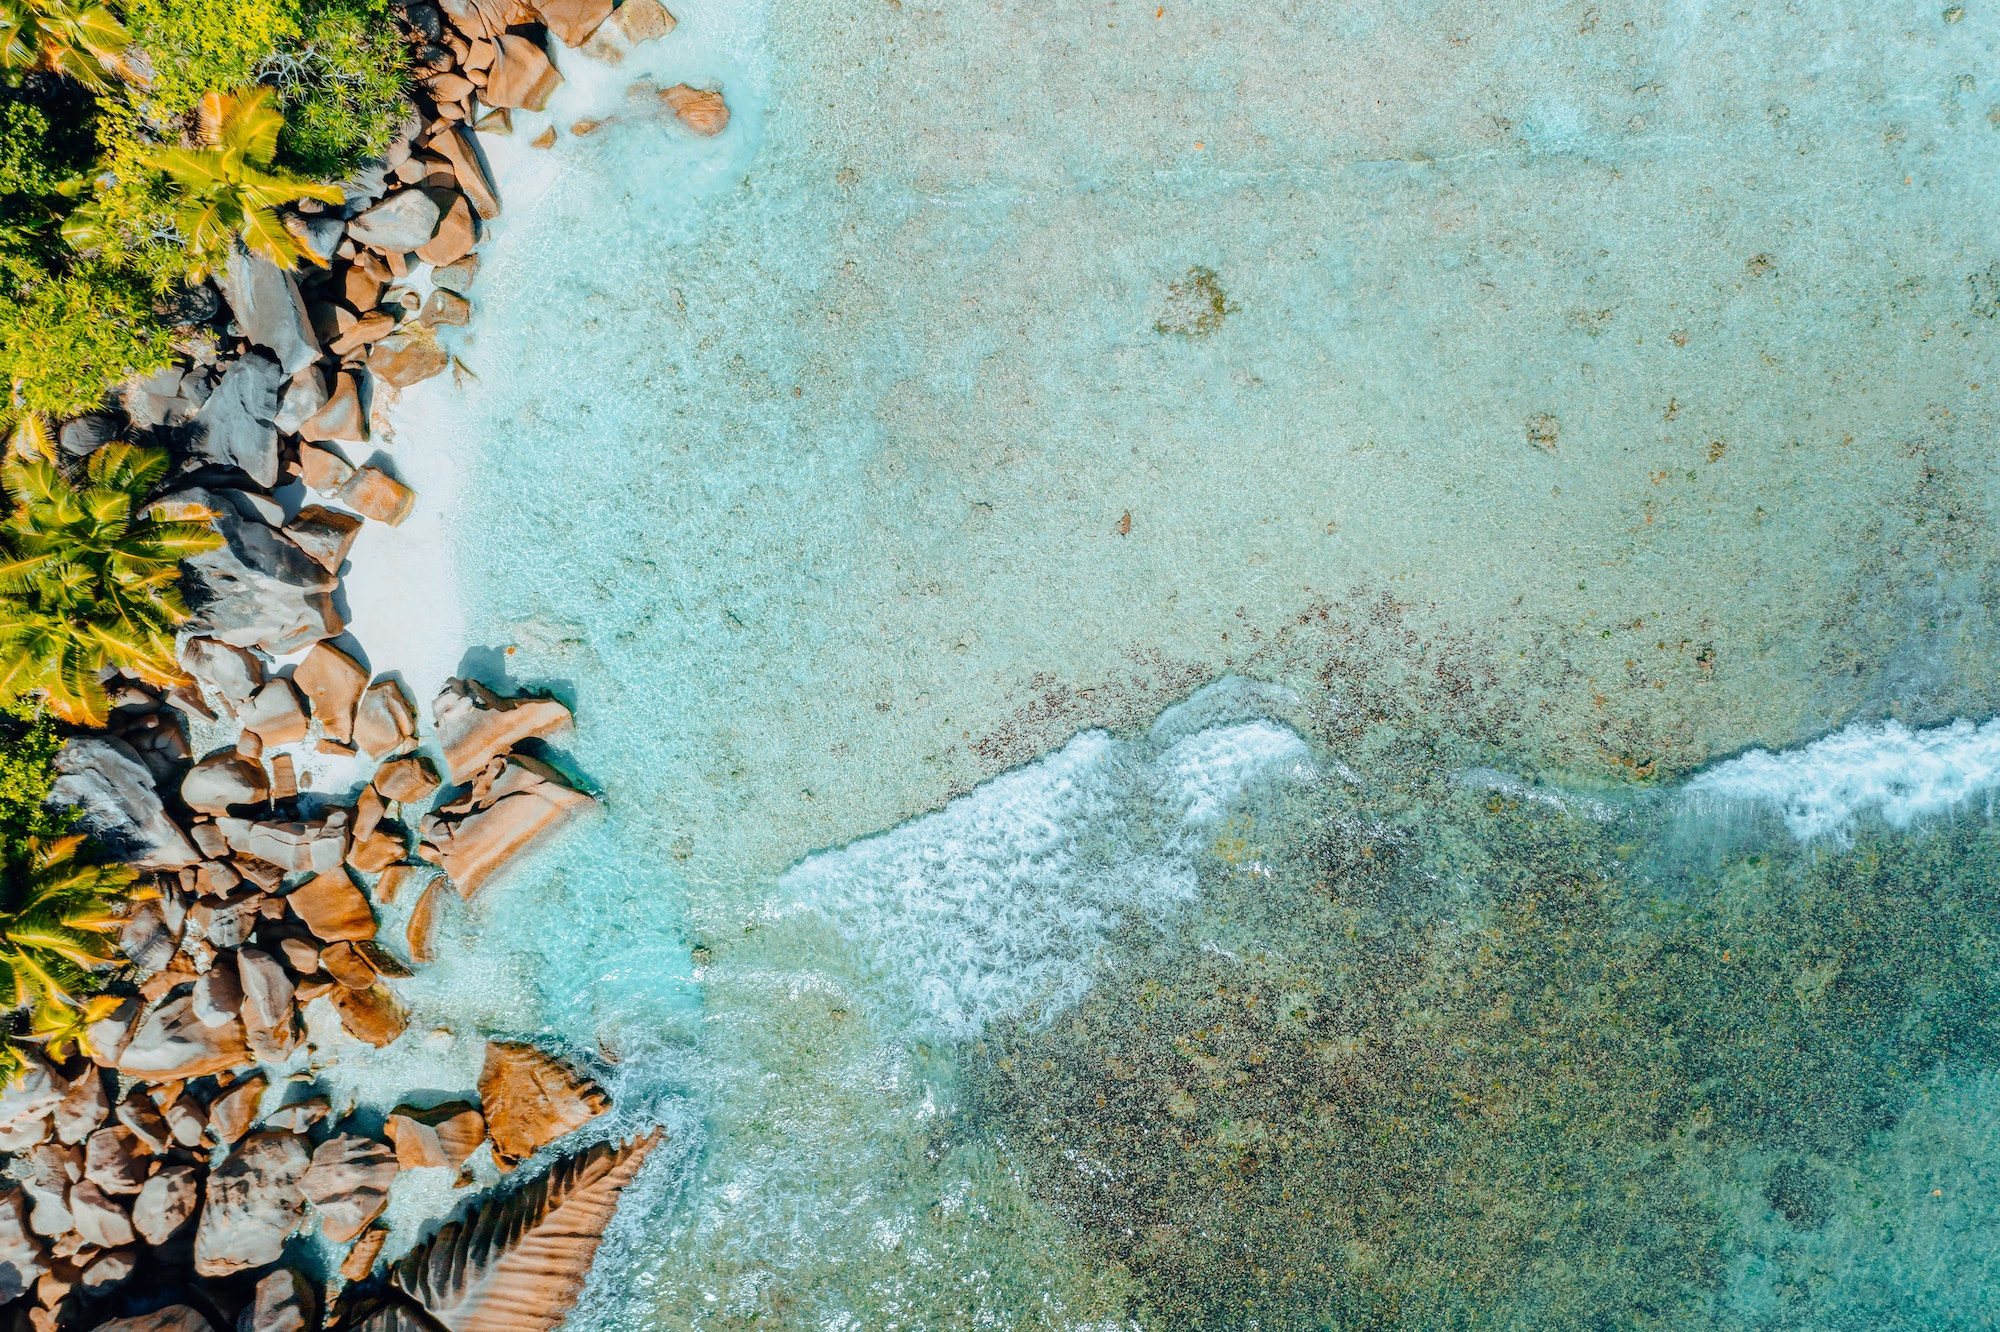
[142, 87, 345, 279]
[0, 0, 134, 90]
[0, 442, 222, 724]
[0, 834, 132, 1013]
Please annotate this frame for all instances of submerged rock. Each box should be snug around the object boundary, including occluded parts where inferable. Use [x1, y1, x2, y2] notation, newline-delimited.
[476, 1041, 609, 1165]
[662, 83, 728, 136]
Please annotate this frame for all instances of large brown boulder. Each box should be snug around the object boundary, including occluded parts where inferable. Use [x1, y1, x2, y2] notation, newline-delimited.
[115, 996, 250, 1082]
[419, 755, 594, 899]
[328, 983, 409, 1048]
[367, 327, 450, 389]
[238, 947, 301, 1061]
[427, 125, 499, 219]
[484, 33, 562, 110]
[535, 0, 610, 45]
[476, 1041, 608, 1166]
[243, 1267, 317, 1332]
[355, 678, 419, 759]
[285, 505, 363, 574]
[294, 642, 368, 743]
[389, 1133, 662, 1330]
[287, 870, 377, 942]
[216, 812, 351, 873]
[194, 1131, 311, 1275]
[386, 1101, 486, 1171]
[432, 678, 573, 784]
[335, 465, 417, 526]
[181, 752, 269, 815]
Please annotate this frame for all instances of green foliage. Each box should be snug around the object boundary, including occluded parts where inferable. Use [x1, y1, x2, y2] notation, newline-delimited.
[0, 264, 169, 417]
[0, 709, 65, 854]
[0, 443, 222, 724]
[117, 0, 301, 121]
[269, 0, 410, 179]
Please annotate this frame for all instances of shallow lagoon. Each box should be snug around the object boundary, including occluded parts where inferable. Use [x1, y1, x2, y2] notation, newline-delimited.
[377, 0, 2000, 1324]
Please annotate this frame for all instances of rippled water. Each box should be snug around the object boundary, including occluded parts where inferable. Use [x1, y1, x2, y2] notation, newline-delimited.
[366, 0, 2000, 1324]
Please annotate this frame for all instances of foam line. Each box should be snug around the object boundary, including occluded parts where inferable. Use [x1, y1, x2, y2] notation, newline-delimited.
[1686, 717, 2000, 840]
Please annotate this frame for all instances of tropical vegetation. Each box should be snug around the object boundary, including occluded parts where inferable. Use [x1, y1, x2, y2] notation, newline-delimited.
[0, 443, 220, 724]
[1, 0, 408, 416]
[0, 708, 132, 1080]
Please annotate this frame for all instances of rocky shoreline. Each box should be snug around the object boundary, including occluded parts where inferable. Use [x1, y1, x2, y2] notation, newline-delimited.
[0, 2, 727, 1328]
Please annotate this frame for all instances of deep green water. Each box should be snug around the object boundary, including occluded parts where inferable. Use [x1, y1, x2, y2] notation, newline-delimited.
[358, 0, 2000, 1324]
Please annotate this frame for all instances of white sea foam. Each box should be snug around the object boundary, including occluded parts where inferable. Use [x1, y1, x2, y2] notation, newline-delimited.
[783, 679, 1316, 1038]
[1686, 717, 2000, 841]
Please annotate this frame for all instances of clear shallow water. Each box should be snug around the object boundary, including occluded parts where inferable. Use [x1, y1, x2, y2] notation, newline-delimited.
[370, 0, 2000, 1324]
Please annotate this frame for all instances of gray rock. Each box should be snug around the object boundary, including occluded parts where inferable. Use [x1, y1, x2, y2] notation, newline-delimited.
[431, 254, 479, 295]
[122, 365, 205, 430]
[158, 488, 342, 654]
[219, 247, 321, 376]
[132, 1163, 200, 1246]
[301, 1133, 398, 1243]
[180, 637, 265, 715]
[348, 189, 441, 253]
[182, 752, 271, 815]
[339, 158, 392, 216]
[194, 1131, 311, 1276]
[188, 351, 283, 486]
[46, 737, 198, 870]
[0, 1185, 46, 1305]
[58, 412, 121, 460]
[272, 365, 328, 435]
[293, 214, 346, 264]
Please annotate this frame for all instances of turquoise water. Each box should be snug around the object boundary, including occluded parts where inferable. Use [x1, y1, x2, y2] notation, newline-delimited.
[375, 0, 2000, 1324]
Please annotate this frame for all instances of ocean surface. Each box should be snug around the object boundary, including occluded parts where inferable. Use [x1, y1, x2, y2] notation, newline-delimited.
[356, 0, 2000, 1326]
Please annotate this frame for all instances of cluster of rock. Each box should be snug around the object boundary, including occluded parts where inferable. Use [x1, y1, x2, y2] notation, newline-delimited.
[0, 1036, 639, 1331]
[2, 0, 734, 1324]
